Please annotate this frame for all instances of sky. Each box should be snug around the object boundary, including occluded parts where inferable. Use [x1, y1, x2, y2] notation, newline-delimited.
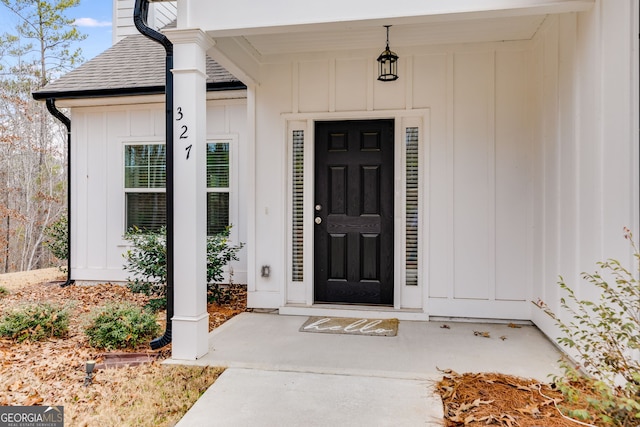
[68, 0, 114, 61]
[0, 0, 114, 64]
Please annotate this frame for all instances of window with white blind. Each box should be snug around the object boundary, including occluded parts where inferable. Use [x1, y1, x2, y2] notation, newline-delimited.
[124, 143, 166, 231]
[124, 141, 232, 235]
[206, 141, 230, 236]
[405, 127, 419, 286]
[291, 130, 304, 282]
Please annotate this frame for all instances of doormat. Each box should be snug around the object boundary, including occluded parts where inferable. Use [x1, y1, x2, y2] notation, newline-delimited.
[299, 316, 398, 337]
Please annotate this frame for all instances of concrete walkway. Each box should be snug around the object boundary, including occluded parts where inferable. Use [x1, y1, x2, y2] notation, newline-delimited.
[173, 313, 563, 426]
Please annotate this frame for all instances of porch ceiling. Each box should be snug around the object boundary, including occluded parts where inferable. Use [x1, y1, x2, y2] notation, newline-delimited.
[239, 14, 547, 57]
[197, 0, 594, 84]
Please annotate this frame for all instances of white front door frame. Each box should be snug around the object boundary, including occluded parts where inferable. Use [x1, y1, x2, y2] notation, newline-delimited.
[280, 109, 430, 320]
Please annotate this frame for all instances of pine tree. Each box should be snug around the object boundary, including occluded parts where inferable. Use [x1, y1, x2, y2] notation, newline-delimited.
[0, 0, 84, 271]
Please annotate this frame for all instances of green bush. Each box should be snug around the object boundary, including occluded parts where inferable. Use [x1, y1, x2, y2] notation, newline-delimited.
[84, 302, 160, 350]
[536, 228, 640, 426]
[123, 226, 243, 309]
[0, 286, 8, 298]
[0, 303, 69, 342]
[44, 214, 68, 271]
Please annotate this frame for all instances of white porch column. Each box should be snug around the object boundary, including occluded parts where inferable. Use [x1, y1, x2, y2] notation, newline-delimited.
[165, 28, 214, 360]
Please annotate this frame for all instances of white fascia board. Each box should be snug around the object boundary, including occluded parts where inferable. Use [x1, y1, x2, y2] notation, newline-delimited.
[186, 0, 594, 37]
[54, 90, 247, 108]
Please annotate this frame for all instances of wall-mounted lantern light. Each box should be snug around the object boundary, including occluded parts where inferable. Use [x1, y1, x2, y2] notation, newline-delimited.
[377, 25, 399, 81]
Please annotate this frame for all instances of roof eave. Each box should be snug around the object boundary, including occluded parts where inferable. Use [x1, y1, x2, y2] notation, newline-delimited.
[32, 81, 247, 101]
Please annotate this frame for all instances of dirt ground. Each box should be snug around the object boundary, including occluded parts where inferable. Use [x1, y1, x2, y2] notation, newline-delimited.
[0, 267, 65, 291]
[0, 269, 608, 426]
[0, 268, 245, 426]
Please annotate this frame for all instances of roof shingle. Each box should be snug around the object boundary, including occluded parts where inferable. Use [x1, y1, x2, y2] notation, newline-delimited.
[33, 34, 243, 99]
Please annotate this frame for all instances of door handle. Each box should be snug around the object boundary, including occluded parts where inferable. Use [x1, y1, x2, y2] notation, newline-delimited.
[315, 217, 322, 224]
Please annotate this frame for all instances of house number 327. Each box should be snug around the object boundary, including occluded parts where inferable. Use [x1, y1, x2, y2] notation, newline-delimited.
[176, 107, 192, 160]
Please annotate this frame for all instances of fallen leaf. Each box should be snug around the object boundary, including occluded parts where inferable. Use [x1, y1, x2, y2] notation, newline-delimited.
[458, 398, 494, 412]
[448, 415, 464, 423]
[506, 381, 533, 392]
[440, 324, 450, 329]
[8, 380, 23, 391]
[508, 322, 522, 328]
[541, 397, 561, 406]
[517, 404, 541, 416]
[24, 392, 43, 406]
[473, 331, 490, 338]
[500, 335, 507, 341]
[437, 367, 459, 376]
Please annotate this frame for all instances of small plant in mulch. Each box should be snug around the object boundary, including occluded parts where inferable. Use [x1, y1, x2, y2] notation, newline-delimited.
[123, 225, 244, 311]
[0, 302, 70, 342]
[437, 370, 588, 427]
[0, 286, 8, 297]
[84, 302, 160, 350]
[535, 227, 640, 426]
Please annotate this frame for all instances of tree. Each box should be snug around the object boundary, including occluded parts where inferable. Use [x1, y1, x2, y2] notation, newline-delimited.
[0, 0, 84, 272]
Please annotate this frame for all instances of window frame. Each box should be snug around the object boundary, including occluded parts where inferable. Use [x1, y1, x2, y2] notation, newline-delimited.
[122, 140, 167, 233]
[206, 138, 233, 237]
[215, 134, 239, 245]
[121, 135, 238, 241]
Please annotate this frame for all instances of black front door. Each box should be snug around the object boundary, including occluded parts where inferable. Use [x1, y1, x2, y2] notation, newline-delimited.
[314, 120, 394, 306]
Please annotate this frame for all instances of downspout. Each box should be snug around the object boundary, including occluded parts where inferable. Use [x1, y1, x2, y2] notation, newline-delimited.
[45, 98, 74, 287]
[134, 0, 174, 349]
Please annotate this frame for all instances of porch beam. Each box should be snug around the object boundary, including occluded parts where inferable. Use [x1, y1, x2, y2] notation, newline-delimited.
[206, 36, 261, 87]
[185, 0, 594, 37]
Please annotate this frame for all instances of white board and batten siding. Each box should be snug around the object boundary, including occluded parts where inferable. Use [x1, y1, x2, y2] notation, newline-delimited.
[529, 5, 639, 339]
[103, 1, 639, 327]
[113, 0, 177, 44]
[248, 41, 534, 320]
[71, 99, 248, 285]
[250, 2, 639, 324]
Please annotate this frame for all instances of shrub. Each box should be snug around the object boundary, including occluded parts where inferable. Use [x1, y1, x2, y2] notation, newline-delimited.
[0, 286, 8, 297]
[123, 226, 243, 309]
[84, 302, 160, 350]
[0, 303, 69, 342]
[206, 231, 242, 303]
[44, 214, 68, 271]
[123, 226, 167, 288]
[536, 228, 640, 426]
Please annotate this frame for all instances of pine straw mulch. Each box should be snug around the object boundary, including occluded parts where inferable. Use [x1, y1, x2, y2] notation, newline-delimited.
[437, 370, 607, 427]
[0, 272, 246, 426]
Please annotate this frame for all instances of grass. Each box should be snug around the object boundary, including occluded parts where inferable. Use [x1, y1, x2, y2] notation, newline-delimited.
[66, 365, 224, 426]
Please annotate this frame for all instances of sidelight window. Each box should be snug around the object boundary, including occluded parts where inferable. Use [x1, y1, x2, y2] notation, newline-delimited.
[291, 130, 305, 282]
[405, 127, 419, 286]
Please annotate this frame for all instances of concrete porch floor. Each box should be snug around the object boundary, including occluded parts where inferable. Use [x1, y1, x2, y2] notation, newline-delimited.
[173, 312, 564, 426]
